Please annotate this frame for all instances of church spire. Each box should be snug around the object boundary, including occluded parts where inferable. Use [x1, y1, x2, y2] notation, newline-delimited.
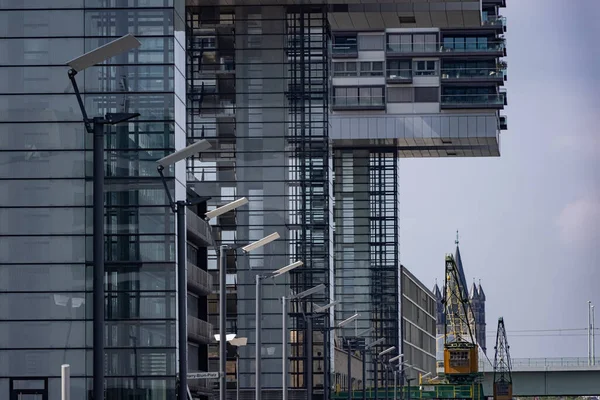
[455, 230, 459, 246]
[478, 279, 486, 301]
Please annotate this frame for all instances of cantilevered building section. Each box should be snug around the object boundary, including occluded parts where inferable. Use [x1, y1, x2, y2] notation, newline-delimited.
[330, 0, 507, 157]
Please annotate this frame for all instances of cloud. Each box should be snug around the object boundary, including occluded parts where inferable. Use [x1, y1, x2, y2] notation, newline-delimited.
[556, 193, 600, 247]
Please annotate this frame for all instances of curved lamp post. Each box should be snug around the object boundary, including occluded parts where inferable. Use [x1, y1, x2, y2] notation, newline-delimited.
[66, 33, 141, 400]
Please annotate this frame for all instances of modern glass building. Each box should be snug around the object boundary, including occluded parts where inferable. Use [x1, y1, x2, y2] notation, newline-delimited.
[0, 0, 192, 398]
[0, 0, 505, 399]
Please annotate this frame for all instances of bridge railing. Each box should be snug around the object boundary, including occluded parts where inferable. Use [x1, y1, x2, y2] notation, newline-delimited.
[479, 357, 600, 371]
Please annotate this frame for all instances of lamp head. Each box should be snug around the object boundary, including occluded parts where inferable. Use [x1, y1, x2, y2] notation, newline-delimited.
[292, 284, 326, 300]
[156, 139, 211, 168]
[271, 261, 303, 277]
[242, 232, 280, 253]
[67, 34, 141, 72]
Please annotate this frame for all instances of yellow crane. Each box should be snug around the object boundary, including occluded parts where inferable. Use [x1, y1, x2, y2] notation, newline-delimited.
[442, 254, 479, 383]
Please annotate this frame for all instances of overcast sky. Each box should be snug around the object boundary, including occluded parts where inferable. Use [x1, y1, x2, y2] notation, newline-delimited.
[399, 0, 600, 359]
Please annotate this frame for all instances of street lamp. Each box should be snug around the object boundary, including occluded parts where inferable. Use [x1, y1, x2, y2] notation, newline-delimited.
[419, 372, 432, 384]
[375, 347, 395, 400]
[282, 284, 327, 400]
[341, 317, 369, 400]
[205, 202, 255, 400]
[388, 354, 403, 400]
[66, 33, 141, 400]
[215, 334, 237, 342]
[157, 138, 248, 400]
[252, 254, 302, 400]
[363, 337, 384, 400]
[310, 300, 342, 400]
[230, 337, 249, 400]
[215, 335, 248, 400]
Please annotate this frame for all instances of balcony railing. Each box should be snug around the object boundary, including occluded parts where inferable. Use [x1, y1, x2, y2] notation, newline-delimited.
[188, 315, 213, 344]
[386, 42, 505, 54]
[186, 210, 213, 246]
[187, 261, 213, 296]
[441, 68, 506, 80]
[441, 93, 505, 106]
[441, 41, 505, 53]
[332, 44, 358, 56]
[332, 96, 385, 109]
[386, 69, 412, 81]
[482, 14, 507, 27]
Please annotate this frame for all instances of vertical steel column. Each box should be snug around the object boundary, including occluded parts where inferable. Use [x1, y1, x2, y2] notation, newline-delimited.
[236, 355, 241, 400]
[282, 296, 288, 400]
[593, 305, 596, 365]
[177, 203, 188, 400]
[92, 119, 105, 400]
[373, 356, 378, 400]
[324, 328, 330, 400]
[306, 317, 313, 400]
[347, 339, 352, 399]
[393, 370, 397, 400]
[255, 275, 263, 400]
[362, 350, 367, 400]
[220, 245, 228, 400]
[384, 364, 388, 399]
[589, 301, 592, 365]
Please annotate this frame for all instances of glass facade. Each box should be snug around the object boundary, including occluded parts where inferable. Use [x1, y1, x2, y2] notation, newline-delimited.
[0, 0, 185, 398]
[186, 4, 331, 396]
[333, 148, 401, 388]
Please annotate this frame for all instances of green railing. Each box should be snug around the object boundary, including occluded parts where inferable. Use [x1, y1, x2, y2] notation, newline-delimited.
[330, 384, 484, 400]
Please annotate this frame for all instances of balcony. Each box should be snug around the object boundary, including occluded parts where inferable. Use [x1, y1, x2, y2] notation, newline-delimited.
[332, 44, 358, 58]
[482, 14, 507, 31]
[499, 115, 508, 130]
[386, 69, 412, 84]
[332, 95, 386, 111]
[187, 210, 213, 247]
[441, 68, 506, 83]
[188, 261, 213, 296]
[188, 315, 213, 344]
[440, 41, 506, 57]
[386, 43, 439, 57]
[440, 93, 506, 109]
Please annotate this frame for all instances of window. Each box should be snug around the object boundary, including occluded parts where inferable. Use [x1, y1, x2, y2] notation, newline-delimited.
[333, 34, 357, 54]
[333, 86, 384, 107]
[414, 87, 438, 102]
[388, 33, 437, 52]
[358, 34, 384, 51]
[413, 60, 437, 76]
[442, 36, 496, 51]
[387, 87, 413, 103]
[359, 61, 383, 77]
[333, 61, 357, 76]
[387, 60, 411, 79]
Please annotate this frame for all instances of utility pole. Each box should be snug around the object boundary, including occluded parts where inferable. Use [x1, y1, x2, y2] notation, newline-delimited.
[592, 304, 596, 366]
[589, 301, 593, 365]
